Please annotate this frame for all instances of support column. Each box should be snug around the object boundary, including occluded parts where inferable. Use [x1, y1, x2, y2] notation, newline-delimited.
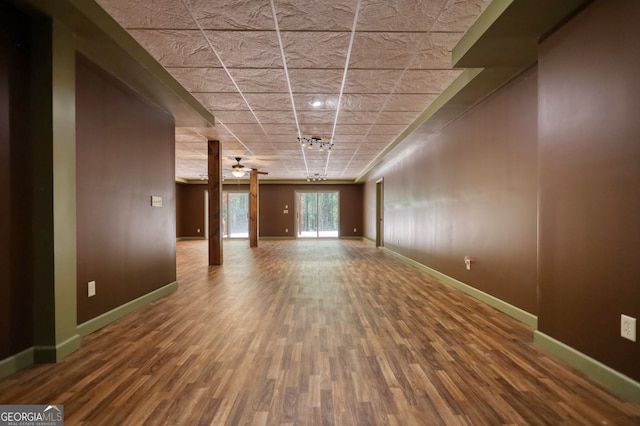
[32, 19, 80, 362]
[207, 140, 223, 265]
[248, 169, 267, 247]
[249, 171, 259, 247]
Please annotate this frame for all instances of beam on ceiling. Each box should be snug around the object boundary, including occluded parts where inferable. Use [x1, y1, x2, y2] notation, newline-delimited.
[14, 0, 215, 128]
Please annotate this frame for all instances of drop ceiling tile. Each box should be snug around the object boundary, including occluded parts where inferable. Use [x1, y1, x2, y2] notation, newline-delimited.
[408, 32, 464, 69]
[333, 124, 371, 135]
[294, 94, 341, 111]
[357, 0, 446, 31]
[128, 30, 221, 67]
[230, 134, 272, 144]
[205, 128, 237, 141]
[280, 32, 352, 69]
[252, 110, 297, 124]
[258, 136, 297, 145]
[96, 0, 195, 29]
[335, 133, 391, 143]
[167, 67, 236, 92]
[212, 110, 259, 124]
[432, 0, 492, 32]
[194, 93, 248, 111]
[335, 124, 408, 136]
[288, 69, 343, 94]
[185, 0, 274, 30]
[332, 135, 364, 143]
[339, 94, 387, 112]
[383, 94, 438, 111]
[204, 31, 282, 68]
[343, 70, 403, 94]
[229, 69, 289, 93]
[184, 127, 222, 140]
[244, 93, 293, 111]
[339, 111, 419, 125]
[223, 123, 265, 134]
[349, 33, 451, 70]
[176, 133, 206, 143]
[274, 0, 357, 31]
[298, 125, 334, 137]
[262, 124, 299, 135]
[297, 110, 337, 124]
[221, 141, 248, 151]
[395, 69, 463, 94]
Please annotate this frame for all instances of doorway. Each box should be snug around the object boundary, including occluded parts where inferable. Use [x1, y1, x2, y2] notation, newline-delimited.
[222, 191, 249, 238]
[376, 178, 384, 247]
[296, 191, 339, 238]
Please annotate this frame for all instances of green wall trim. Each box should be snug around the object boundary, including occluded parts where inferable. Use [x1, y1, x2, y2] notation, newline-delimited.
[534, 331, 640, 405]
[0, 348, 35, 381]
[339, 236, 363, 240]
[452, 0, 513, 66]
[33, 334, 81, 364]
[176, 236, 206, 241]
[76, 281, 178, 337]
[382, 248, 538, 329]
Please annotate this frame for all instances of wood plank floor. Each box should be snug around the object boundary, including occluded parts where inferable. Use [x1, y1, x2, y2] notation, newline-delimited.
[1, 239, 639, 425]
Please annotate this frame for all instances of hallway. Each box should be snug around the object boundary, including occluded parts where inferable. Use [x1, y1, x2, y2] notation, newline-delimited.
[0, 239, 638, 424]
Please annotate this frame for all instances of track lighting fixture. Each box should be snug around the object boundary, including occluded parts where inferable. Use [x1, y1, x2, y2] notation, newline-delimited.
[297, 136, 333, 151]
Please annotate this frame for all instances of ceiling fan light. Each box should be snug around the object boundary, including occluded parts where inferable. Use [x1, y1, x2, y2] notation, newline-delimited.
[231, 168, 245, 178]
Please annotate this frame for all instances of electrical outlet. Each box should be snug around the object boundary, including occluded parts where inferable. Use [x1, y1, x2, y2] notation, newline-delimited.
[621, 314, 636, 342]
[285, 228, 288, 233]
[353, 228, 357, 232]
[197, 228, 200, 233]
[88, 281, 96, 297]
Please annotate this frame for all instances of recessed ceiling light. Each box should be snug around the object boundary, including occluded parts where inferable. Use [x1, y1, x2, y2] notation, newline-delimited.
[310, 99, 323, 107]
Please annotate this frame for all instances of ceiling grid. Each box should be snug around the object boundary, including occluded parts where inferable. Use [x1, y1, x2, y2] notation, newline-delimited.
[95, 0, 492, 180]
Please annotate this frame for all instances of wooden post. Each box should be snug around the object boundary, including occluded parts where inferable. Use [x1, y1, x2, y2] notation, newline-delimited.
[248, 169, 268, 247]
[208, 140, 222, 265]
[249, 170, 259, 247]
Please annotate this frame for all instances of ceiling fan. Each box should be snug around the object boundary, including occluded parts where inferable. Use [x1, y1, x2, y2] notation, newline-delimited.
[231, 157, 248, 178]
[230, 157, 268, 178]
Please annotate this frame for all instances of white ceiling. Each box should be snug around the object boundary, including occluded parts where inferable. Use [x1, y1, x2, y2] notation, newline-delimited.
[95, 0, 491, 181]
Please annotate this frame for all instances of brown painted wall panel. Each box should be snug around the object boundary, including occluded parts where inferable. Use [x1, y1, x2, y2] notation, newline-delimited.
[176, 183, 363, 239]
[176, 183, 206, 238]
[0, 3, 33, 359]
[538, 0, 640, 381]
[364, 68, 539, 315]
[76, 55, 176, 324]
[260, 184, 363, 238]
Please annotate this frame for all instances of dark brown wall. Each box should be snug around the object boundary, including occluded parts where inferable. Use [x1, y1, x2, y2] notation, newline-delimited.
[364, 67, 539, 315]
[76, 55, 176, 324]
[176, 183, 363, 239]
[538, 0, 640, 381]
[176, 183, 207, 238]
[0, 2, 33, 359]
[260, 184, 363, 238]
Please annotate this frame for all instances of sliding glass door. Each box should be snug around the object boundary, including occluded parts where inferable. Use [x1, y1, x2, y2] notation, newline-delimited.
[296, 191, 339, 238]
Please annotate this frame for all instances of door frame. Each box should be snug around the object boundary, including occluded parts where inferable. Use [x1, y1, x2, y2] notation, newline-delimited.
[376, 178, 384, 247]
[295, 190, 340, 238]
[222, 190, 250, 239]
